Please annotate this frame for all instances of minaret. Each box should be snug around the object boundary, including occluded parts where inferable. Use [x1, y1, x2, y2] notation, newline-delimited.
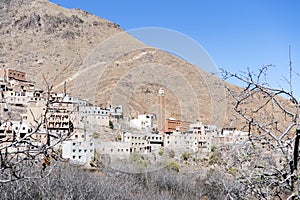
[157, 88, 166, 131]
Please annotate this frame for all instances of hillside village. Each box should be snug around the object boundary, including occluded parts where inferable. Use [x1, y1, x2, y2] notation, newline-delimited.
[0, 68, 250, 166]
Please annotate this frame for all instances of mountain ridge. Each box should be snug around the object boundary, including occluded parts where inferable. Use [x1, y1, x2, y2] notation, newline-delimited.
[1, 0, 290, 131]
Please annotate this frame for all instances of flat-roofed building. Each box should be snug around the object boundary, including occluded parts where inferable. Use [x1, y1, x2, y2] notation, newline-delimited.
[0, 69, 26, 82]
[164, 118, 190, 133]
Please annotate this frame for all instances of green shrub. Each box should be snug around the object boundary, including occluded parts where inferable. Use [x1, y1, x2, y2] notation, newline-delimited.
[169, 150, 175, 158]
[208, 152, 219, 165]
[211, 145, 217, 152]
[158, 147, 164, 156]
[130, 153, 148, 169]
[167, 161, 179, 172]
[228, 168, 236, 175]
[109, 120, 114, 129]
[182, 152, 191, 161]
[116, 134, 122, 141]
[92, 132, 99, 139]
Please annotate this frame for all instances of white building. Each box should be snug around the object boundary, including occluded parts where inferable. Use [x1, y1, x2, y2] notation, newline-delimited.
[109, 105, 123, 119]
[0, 120, 31, 139]
[62, 140, 94, 164]
[129, 114, 156, 131]
[62, 95, 90, 106]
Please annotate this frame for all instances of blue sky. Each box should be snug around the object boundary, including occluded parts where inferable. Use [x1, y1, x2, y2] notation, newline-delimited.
[49, 0, 300, 96]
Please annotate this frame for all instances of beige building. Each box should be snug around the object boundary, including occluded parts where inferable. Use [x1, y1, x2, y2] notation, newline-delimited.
[164, 131, 199, 153]
[96, 142, 131, 158]
[189, 121, 212, 152]
[121, 132, 150, 153]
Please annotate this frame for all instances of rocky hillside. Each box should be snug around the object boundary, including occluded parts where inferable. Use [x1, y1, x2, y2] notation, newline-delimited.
[0, 0, 292, 131]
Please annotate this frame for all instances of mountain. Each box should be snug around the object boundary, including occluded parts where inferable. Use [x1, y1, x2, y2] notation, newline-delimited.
[0, 0, 290, 131]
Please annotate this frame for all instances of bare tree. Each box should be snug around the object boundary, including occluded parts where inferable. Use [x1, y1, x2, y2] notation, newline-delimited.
[220, 57, 300, 199]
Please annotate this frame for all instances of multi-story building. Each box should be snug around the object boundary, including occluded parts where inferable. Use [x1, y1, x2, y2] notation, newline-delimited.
[164, 131, 199, 153]
[130, 114, 156, 131]
[62, 140, 94, 164]
[0, 69, 26, 82]
[78, 106, 110, 127]
[121, 132, 149, 153]
[164, 118, 190, 133]
[145, 132, 164, 152]
[47, 104, 74, 137]
[212, 127, 249, 146]
[189, 121, 212, 152]
[109, 105, 123, 119]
